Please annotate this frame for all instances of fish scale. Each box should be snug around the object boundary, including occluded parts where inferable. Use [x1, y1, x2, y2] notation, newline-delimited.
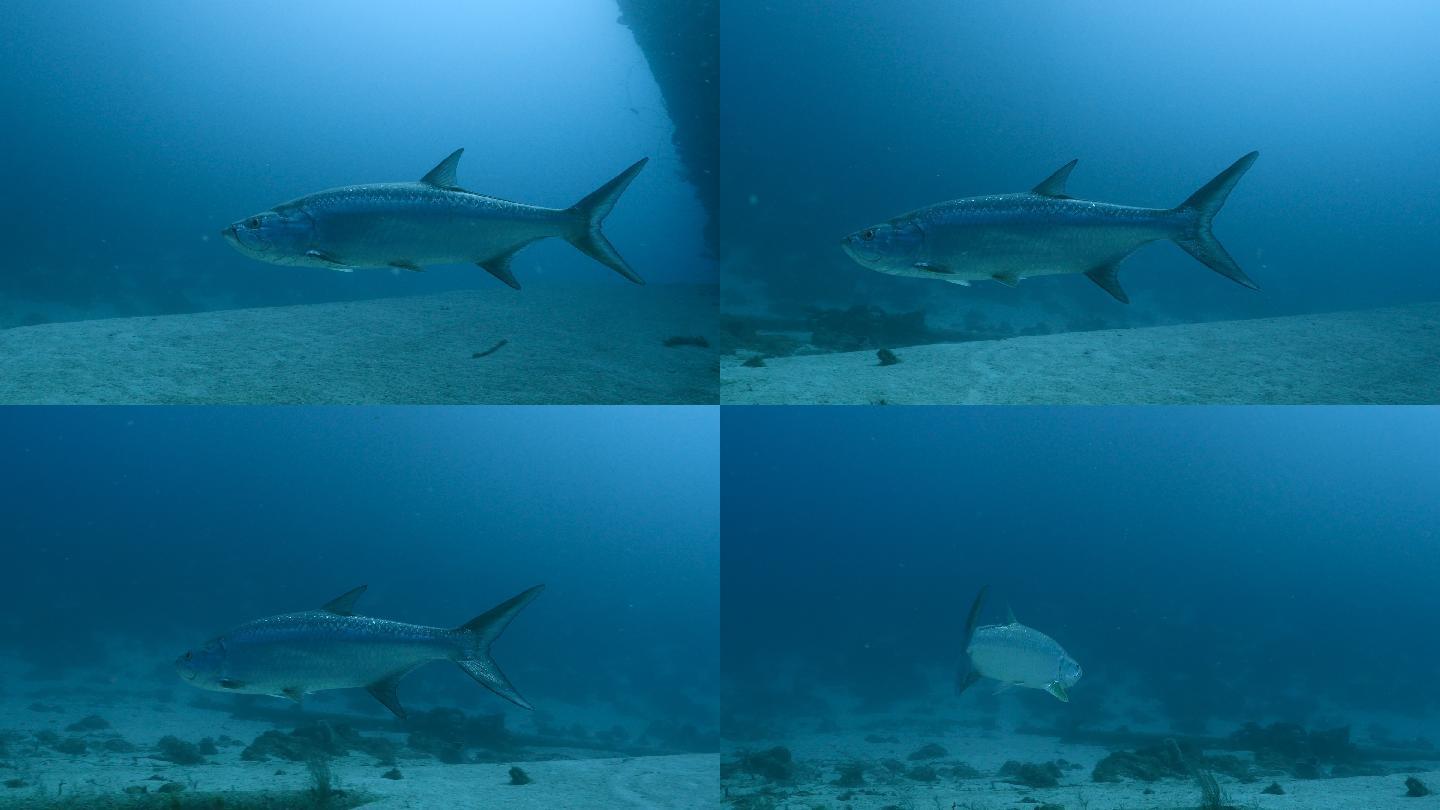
[956, 588, 1082, 702]
[176, 584, 544, 719]
[222, 148, 649, 289]
[841, 152, 1260, 303]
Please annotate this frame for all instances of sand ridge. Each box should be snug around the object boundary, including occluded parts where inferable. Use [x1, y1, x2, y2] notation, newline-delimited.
[723, 302, 1440, 404]
[0, 284, 718, 404]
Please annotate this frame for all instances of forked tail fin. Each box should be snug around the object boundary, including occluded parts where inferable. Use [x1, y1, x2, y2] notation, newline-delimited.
[454, 584, 545, 710]
[956, 585, 987, 696]
[1171, 151, 1260, 290]
[566, 158, 648, 284]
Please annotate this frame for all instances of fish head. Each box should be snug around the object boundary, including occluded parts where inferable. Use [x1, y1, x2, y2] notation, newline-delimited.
[222, 208, 314, 262]
[840, 219, 925, 273]
[174, 638, 229, 689]
[1058, 654, 1083, 688]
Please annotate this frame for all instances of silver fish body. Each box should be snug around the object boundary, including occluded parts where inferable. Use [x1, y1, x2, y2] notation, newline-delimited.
[841, 152, 1259, 303]
[967, 622, 1082, 699]
[956, 587, 1081, 702]
[223, 149, 648, 290]
[176, 584, 543, 718]
[205, 611, 462, 693]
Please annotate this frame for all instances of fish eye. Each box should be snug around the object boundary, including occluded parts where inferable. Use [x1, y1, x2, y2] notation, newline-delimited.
[183, 652, 192, 660]
[861, 228, 875, 241]
[246, 218, 260, 229]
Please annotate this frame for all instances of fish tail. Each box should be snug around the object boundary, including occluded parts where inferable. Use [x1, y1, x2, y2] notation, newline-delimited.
[956, 585, 987, 697]
[565, 158, 648, 284]
[452, 584, 545, 710]
[1171, 151, 1260, 290]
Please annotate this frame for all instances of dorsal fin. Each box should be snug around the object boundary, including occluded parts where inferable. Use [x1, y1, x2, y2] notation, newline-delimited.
[1032, 159, 1078, 198]
[321, 585, 367, 616]
[421, 148, 465, 189]
[1006, 602, 1018, 624]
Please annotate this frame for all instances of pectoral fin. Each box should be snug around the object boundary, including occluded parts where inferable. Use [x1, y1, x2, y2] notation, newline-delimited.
[992, 272, 1020, 287]
[1044, 681, 1070, 702]
[389, 260, 424, 272]
[993, 682, 1017, 696]
[306, 249, 354, 272]
[281, 687, 304, 703]
[913, 261, 952, 274]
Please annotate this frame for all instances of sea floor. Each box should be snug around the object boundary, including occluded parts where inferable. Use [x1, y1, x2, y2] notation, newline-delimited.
[721, 302, 1440, 404]
[0, 652, 718, 809]
[0, 283, 718, 404]
[723, 725, 1440, 810]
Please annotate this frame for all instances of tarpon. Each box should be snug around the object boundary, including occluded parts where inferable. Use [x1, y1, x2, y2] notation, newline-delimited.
[841, 152, 1260, 303]
[956, 587, 1082, 702]
[222, 149, 648, 289]
[175, 584, 543, 719]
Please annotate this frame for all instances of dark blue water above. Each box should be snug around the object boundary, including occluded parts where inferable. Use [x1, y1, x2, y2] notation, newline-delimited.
[0, 0, 713, 328]
[0, 406, 719, 724]
[721, 0, 1440, 327]
[722, 407, 1440, 723]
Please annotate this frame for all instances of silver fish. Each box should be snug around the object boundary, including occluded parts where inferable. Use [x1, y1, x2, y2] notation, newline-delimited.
[841, 153, 1259, 303]
[957, 587, 1081, 702]
[175, 584, 543, 719]
[222, 149, 647, 289]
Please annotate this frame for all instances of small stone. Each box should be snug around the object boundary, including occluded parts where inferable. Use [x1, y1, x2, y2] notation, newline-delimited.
[158, 783, 185, 794]
[508, 766, 532, 785]
[1262, 782, 1285, 795]
[877, 348, 901, 366]
[1407, 776, 1431, 797]
[382, 768, 403, 780]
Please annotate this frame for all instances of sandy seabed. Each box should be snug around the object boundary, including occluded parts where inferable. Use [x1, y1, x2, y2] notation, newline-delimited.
[0, 651, 718, 809]
[0, 284, 718, 405]
[722, 302, 1440, 404]
[724, 727, 1439, 810]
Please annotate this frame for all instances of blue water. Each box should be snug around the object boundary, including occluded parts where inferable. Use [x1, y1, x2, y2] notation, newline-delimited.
[0, 406, 718, 752]
[721, 0, 1440, 335]
[0, 0, 713, 329]
[722, 407, 1440, 773]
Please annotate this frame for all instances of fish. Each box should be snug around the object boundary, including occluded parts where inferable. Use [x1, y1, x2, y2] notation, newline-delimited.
[222, 149, 648, 289]
[175, 584, 543, 719]
[956, 586, 1082, 702]
[840, 152, 1260, 303]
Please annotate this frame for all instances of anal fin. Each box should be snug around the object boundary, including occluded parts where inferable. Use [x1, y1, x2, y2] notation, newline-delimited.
[1084, 261, 1130, 304]
[366, 672, 409, 720]
[479, 249, 522, 290]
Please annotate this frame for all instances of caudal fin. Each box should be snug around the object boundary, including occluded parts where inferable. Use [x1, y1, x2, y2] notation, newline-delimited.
[566, 158, 648, 284]
[1171, 151, 1260, 290]
[956, 585, 987, 697]
[454, 584, 544, 710]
